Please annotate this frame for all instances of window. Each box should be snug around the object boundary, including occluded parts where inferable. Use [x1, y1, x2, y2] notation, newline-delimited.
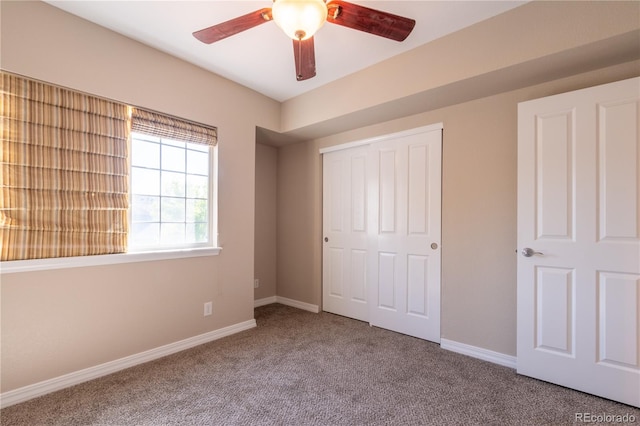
[0, 71, 218, 266]
[129, 132, 213, 251]
[128, 107, 218, 253]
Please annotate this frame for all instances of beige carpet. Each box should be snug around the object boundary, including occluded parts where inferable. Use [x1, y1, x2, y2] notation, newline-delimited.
[1, 303, 638, 425]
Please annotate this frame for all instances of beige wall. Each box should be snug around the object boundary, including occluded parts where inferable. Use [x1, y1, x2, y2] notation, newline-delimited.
[0, 1, 280, 392]
[276, 61, 640, 356]
[254, 143, 278, 300]
[276, 141, 323, 305]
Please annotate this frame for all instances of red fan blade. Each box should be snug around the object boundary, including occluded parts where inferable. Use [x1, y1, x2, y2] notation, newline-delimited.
[326, 1, 415, 42]
[193, 8, 273, 44]
[293, 37, 316, 81]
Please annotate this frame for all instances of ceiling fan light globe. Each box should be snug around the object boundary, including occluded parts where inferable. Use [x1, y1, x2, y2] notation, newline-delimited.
[272, 0, 327, 40]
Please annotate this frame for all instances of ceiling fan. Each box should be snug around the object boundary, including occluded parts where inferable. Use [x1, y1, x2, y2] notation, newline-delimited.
[193, 0, 416, 81]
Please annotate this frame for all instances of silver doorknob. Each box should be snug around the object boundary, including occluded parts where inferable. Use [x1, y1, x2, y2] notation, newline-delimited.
[521, 247, 543, 257]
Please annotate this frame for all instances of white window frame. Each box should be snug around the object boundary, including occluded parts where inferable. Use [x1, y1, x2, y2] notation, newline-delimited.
[128, 132, 217, 253]
[0, 136, 221, 275]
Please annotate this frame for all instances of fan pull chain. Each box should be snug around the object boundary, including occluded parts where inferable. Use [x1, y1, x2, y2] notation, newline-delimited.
[296, 39, 302, 80]
[295, 30, 305, 80]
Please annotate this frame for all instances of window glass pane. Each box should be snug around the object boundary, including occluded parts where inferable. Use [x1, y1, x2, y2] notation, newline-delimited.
[130, 132, 212, 251]
[162, 139, 185, 148]
[187, 149, 209, 175]
[131, 195, 159, 222]
[161, 197, 185, 222]
[162, 145, 185, 172]
[161, 171, 185, 197]
[132, 140, 160, 169]
[161, 223, 185, 244]
[132, 167, 160, 196]
[131, 223, 160, 245]
[132, 132, 159, 143]
[187, 223, 208, 243]
[187, 174, 208, 199]
[186, 199, 208, 223]
[190, 143, 209, 153]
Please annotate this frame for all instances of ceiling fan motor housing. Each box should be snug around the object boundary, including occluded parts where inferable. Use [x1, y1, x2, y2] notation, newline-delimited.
[272, 0, 328, 40]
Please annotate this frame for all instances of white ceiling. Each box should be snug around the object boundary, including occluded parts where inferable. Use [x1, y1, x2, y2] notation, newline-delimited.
[44, 1, 527, 102]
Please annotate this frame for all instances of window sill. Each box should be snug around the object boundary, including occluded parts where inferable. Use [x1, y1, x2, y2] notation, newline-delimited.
[0, 247, 222, 275]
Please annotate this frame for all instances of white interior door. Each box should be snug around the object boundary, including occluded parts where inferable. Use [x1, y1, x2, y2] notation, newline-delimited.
[322, 146, 369, 321]
[517, 77, 640, 407]
[368, 128, 442, 342]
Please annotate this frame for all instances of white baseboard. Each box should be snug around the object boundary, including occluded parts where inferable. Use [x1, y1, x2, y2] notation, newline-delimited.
[440, 338, 516, 369]
[0, 319, 257, 409]
[254, 296, 277, 307]
[254, 295, 319, 313]
[275, 296, 319, 313]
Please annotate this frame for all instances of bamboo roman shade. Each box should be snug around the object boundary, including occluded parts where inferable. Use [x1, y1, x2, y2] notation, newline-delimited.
[0, 72, 130, 261]
[130, 108, 217, 147]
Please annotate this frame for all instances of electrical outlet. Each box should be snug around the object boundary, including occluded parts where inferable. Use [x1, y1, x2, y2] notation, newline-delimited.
[204, 301, 212, 316]
[254, 279, 259, 288]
